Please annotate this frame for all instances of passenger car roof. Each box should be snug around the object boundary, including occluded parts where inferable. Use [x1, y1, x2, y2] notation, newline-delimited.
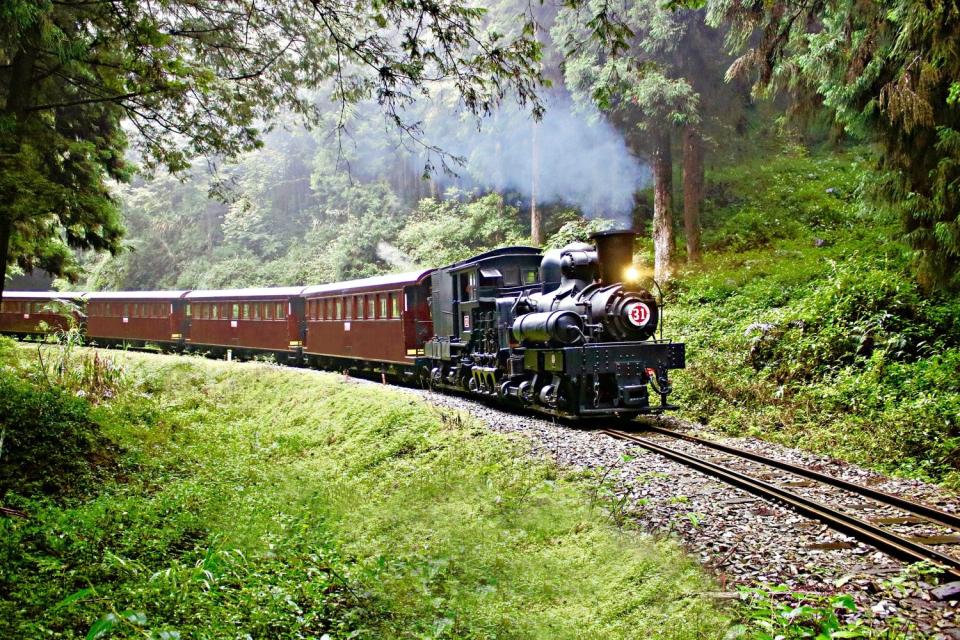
[84, 290, 188, 300]
[302, 269, 434, 296]
[2, 291, 86, 299]
[184, 287, 307, 300]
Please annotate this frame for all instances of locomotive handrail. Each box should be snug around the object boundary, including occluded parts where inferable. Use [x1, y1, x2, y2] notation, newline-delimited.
[649, 278, 665, 342]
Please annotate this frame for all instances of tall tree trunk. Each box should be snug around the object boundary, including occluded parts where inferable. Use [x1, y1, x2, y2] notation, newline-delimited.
[0, 217, 10, 302]
[530, 118, 542, 245]
[683, 126, 704, 264]
[652, 130, 675, 282]
[1, 29, 41, 302]
[529, 22, 543, 246]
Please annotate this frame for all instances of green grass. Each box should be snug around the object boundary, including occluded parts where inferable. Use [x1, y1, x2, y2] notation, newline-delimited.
[662, 148, 960, 488]
[0, 345, 728, 639]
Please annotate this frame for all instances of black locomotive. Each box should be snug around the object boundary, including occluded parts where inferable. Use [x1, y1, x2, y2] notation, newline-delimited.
[423, 231, 684, 417]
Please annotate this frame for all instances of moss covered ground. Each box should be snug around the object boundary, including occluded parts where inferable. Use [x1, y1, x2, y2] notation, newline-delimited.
[0, 344, 728, 639]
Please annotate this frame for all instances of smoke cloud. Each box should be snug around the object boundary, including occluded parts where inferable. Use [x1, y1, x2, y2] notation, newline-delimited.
[422, 94, 650, 226]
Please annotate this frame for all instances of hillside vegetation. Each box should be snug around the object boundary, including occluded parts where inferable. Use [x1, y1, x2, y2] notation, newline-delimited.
[665, 149, 960, 487]
[0, 345, 726, 638]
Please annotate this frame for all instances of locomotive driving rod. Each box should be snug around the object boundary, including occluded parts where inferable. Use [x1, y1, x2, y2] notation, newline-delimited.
[602, 429, 960, 581]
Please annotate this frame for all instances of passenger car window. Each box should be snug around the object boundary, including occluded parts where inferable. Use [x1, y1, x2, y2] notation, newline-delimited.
[391, 293, 400, 318]
[368, 296, 375, 318]
[380, 296, 387, 318]
[277, 303, 285, 320]
[336, 299, 343, 319]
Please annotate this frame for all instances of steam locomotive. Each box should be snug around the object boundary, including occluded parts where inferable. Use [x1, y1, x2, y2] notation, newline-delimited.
[423, 230, 683, 417]
[0, 231, 684, 418]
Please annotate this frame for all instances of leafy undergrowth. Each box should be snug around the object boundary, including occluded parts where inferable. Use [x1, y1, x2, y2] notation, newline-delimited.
[0, 347, 728, 639]
[665, 149, 960, 487]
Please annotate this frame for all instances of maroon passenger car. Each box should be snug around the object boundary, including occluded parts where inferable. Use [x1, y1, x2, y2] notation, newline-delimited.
[85, 291, 188, 348]
[301, 270, 433, 373]
[0, 291, 84, 336]
[183, 287, 306, 359]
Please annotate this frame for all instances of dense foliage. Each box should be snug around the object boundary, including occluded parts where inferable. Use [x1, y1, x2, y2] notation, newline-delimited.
[669, 149, 960, 486]
[703, 0, 960, 290]
[0, 369, 117, 501]
[0, 0, 549, 295]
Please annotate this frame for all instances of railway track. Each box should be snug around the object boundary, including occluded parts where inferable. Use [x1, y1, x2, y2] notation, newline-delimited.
[601, 426, 960, 583]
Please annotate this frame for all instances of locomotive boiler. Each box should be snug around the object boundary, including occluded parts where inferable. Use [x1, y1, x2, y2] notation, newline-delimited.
[422, 231, 685, 417]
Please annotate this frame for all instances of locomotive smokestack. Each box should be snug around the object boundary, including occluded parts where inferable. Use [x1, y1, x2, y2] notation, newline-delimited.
[590, 230, 638, 286]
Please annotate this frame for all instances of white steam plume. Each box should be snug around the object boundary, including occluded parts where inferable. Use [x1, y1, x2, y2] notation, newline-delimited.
[422, 94, 651, 226]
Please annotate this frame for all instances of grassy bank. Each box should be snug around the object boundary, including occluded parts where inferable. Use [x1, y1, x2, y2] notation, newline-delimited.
[0, 343, 727, 639]
[663, 148, 960, 487]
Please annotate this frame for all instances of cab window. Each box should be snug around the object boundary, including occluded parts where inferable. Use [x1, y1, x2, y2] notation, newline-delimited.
[459, 271, 476, 301]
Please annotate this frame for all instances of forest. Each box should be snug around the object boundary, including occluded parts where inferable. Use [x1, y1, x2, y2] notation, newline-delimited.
[2, 0, 960, 638]
[4, 0, 956, 296]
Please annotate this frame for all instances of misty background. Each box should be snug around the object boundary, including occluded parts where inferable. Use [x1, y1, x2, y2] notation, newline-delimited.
[67, 86, 658, 292]
[57, 0, 760, 293]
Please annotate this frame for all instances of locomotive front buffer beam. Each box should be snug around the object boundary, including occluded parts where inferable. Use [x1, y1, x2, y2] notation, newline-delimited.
[515, 341, 685, 416]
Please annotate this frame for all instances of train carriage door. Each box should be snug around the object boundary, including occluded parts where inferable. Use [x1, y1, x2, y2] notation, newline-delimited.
[342, 295, 352, 355]
[171, 300, 187, 347]
[183, 301, 193, 345]
[230, 302, 241, 346]
[403, 282, 433, 355]
[288, 297, 304, 354]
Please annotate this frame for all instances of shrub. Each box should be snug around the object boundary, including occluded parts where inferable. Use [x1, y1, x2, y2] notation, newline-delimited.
[544, 216, 616, 249]
[705, 208, 804, 252]
[0, 372, 118, 501]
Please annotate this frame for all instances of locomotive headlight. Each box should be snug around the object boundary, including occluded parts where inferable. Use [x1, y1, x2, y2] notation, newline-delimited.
[623, 265, 641, 283]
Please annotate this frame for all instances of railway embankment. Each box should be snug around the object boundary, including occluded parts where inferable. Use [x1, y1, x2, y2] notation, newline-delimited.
[0, 343, 726, 639]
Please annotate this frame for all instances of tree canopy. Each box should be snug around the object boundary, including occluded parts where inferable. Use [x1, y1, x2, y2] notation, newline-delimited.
[0, 0, 551, 296]
[703, 0, 960, 289]
[554, 0, 747, 280]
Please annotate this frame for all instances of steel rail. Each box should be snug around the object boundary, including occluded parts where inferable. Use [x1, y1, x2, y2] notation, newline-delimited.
[601, 428, 960, 581]
[643, 425, 960, 532]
